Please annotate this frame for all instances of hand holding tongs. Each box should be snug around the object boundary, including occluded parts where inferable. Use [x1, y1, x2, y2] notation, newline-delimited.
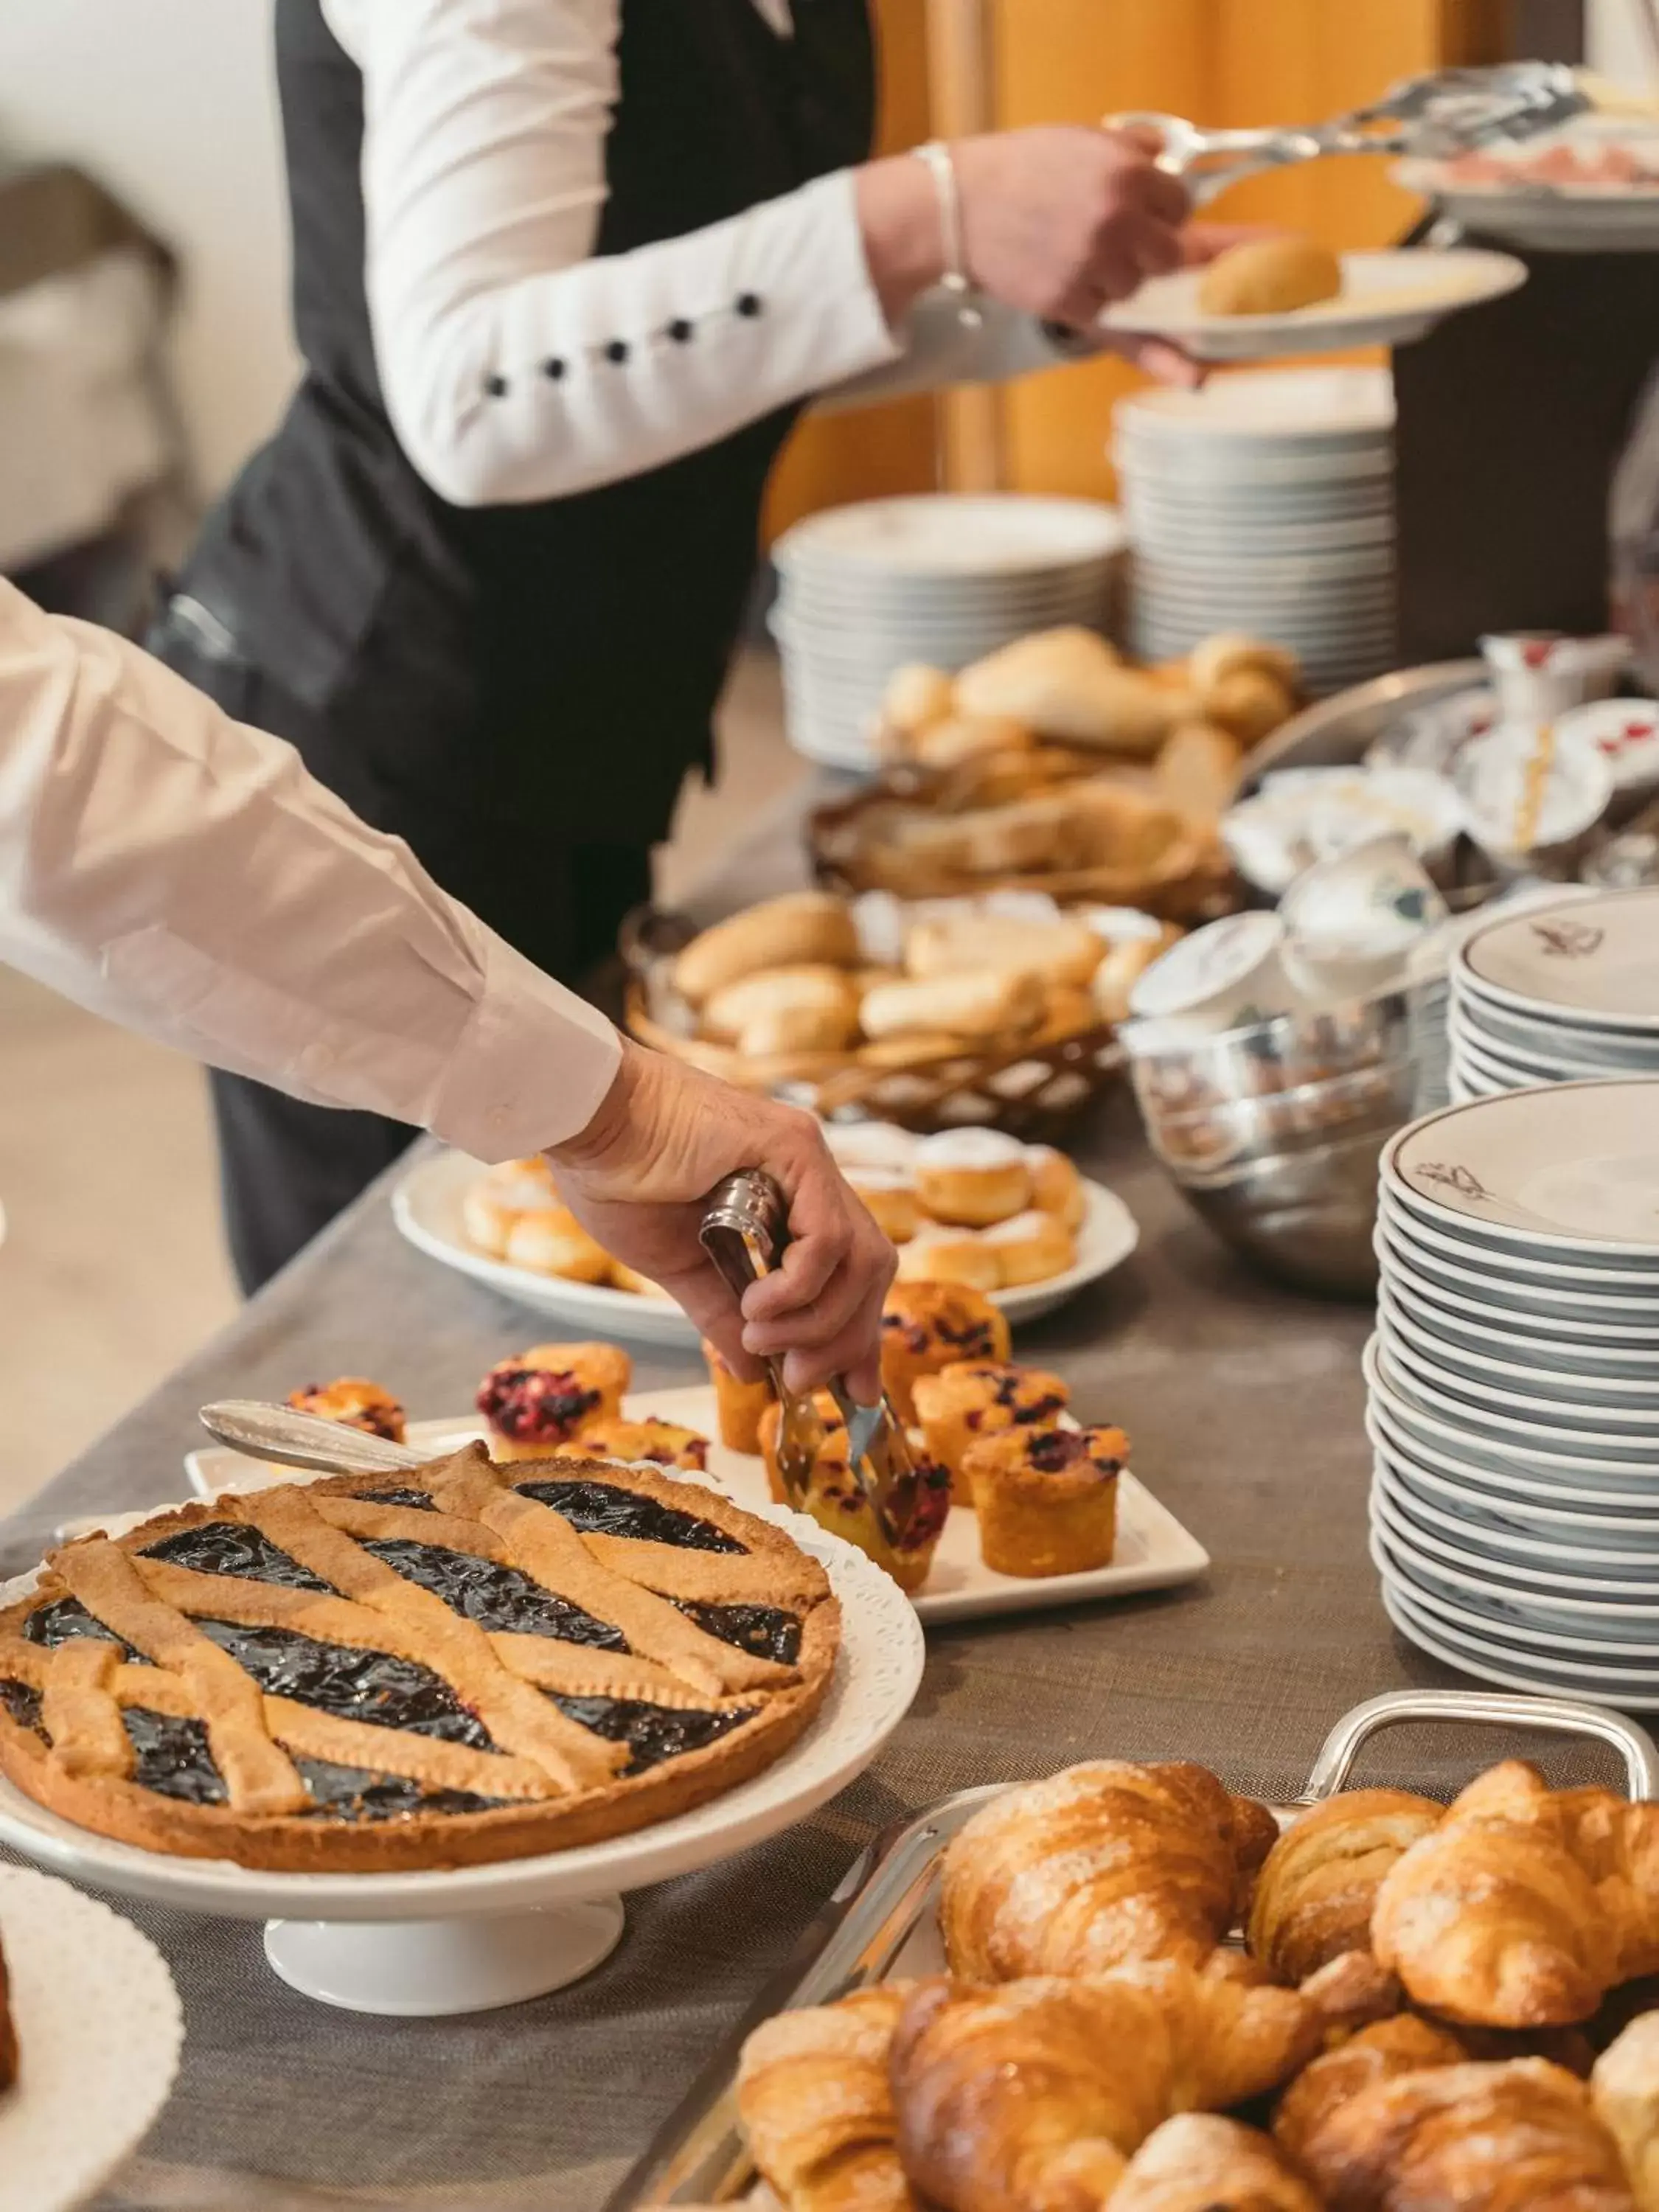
[1111, 59, 1587, 206]
[699, 1169, 923, 1561]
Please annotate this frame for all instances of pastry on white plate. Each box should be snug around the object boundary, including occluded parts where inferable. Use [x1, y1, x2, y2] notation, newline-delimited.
[476, 1342, 631, 1460]
[1024, 1145, 1087, 1233]
[462, 1155, 558, 1256]
[504, 1206, 612, 1284]
[846, 1168, 921, 1245]
[981, 1208, 1075, 1287]
[823, 1120, 920, 1174]
[895, 1222, 1001, 1293]
[912, 1129, 1032, 1228]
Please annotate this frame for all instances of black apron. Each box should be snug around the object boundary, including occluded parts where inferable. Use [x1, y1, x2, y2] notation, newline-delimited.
[154, 0, 874, 1291]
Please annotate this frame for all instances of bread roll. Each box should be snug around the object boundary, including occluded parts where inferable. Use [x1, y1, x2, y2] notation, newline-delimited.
[1156, 721, 1245, 821]
[1204, 667, 1296, 747]
[504, 1207, 612, 1283]
[737, 1001, 860, 1059]
[895, 1225, 1002, 1292]
[858, 1032, 975, 1069]
[674, 893, 858, 1006]
[956, 627, 1192, 756]
[847, 1168, 922, 1245]
[1188, 632, 1301, 698]
[860, 970, 1046, 1043]
[1197, 235, 1343, 316]
[1093, 926, 1180, 1023]
[702, 964, 860, 1044]
[905, 914, 1104, 990]
[913, 1130, 1032, 1226]
[1035, 983, 1098, 1044]
[981, 1208, 1074, 1286]
[909, 713, 1034, 771]
[881, 661, 956, 737]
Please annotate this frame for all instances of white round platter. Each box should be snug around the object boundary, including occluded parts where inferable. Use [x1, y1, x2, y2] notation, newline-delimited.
[1101, 248, 1525, 364]
[774, 495, 1125, 575]
[1115, 365, 1395, 437]
[1368, 1414, 1659, 1543]
[1458, 890, 1659, 1031]
[0, 1507, 923, 2017]
[1371, 1329, 1659, 1459]
[0, 1865, 183, 2212]
[1378, 1184, 1659, 1287]
[1384, 1265, 1659, 1376]
[1445, 1016, 1604, 1085]
[1381, 1581, 1659, 1711]
[1372, 1531, 1659, 1666]
[1385, 1079, 1659, 1259]
[1371, 1469, 1659, 1594]
[1362, 1335, 1659, 1488]
[1365, 1396, 1659, 1517]
[1394, 159, 1659, 254]
[392, 1149, 1138, 1333]
[1374, 1214, 1659, 1329]
[1378, 1289, 1659, 1408]
[178, 1387, 1209, 1635]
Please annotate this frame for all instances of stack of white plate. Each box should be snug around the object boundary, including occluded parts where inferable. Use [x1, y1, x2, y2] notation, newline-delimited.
[1368, 1079, 1659, 1708]
[1448, 887, 1659, 1101]
[1113, 367, 1397, 698]
[771, 494, 1126, 771]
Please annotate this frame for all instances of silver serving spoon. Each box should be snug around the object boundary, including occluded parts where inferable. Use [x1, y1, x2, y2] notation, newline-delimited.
[198, 1399, 432, 1478]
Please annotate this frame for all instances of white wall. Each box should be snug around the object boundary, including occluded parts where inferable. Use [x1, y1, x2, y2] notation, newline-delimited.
[0, 0, 297, 498]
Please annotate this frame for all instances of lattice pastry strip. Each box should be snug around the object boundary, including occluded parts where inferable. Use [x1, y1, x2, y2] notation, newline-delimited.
[40, 1641, 131, 1782]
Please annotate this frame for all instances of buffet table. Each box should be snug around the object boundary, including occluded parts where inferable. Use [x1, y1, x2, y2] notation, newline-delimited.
[0, 807, 1629, 2212]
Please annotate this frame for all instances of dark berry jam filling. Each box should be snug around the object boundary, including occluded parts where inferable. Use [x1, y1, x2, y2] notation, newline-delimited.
[0, 1678, 45, 1739]
[195, 1619, 495, 1745]
[294, 1759, 507, 1822]
[24, 1597, 142, 1658]
[477, 1367, 599, 1444]
[899, 1458, 953, 1554]
[360, 1538, 629, 1648]
[551, 1694, 757, 1774]
[515, 1478, 745, 1554]
[1027, 1429, 1119, 1477]
[675, 1600, 801, 1666]
[352, 1487, 439, 1512]
[142, 1523, 334, 1592]
[124, 1708, 226, 1804]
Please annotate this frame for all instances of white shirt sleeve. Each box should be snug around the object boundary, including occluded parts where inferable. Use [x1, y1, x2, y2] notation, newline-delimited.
[321, 0, 1068, 508]
[0, 577, 621, 1161]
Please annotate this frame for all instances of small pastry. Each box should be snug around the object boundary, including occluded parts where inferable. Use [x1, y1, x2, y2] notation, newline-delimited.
[856, 1032, 973, 1069]
[1187, 632, 1301, 699]
[911, 1361, 1070, 1503]
[701, 964, 861, 1046]
[859, 970, 1046, 1044]
[1155, 720, 1245, 821]
[1197, 234, 1342, 316]
[673, 894, 858, 1007]
[1034, 984, 1098, 1046]
[823, 1121, 919, 1175]
[981, 1208, 1076, 1288]
[757, 1398, 951, 1593]
[1205, 667, 1295, 747]
[476, 1342, 631, 1461]
[577, 1415, 709, 1473]
[461, 1155, 557, 1256]
[880, 661, 956, 739]
[881, 1281, 1011, 1425]
[504, 1206, 613, 1284]
[847, 1168, 922, 1245]
[737, 1003, 859, 1060]
[703, 1338, 773, 1454]
[904, 913, 1105, 990]
[910, 713, 1034, 771]
[1025, 1144, 1087, 1232]
[956, 627, 1193, 756]
[912, 1130, 1032, 1227]
[895, 1223, 1001, 1293]
[964, 1422, 1127, 1578]
[1093, 924, 1180, 1024]
[288, 1378, 406, 1443]
[608, 1261, 672, 1299]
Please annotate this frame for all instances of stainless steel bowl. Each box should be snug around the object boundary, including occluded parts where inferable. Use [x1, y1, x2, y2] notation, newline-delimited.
[1141, 1058, 1425, 1175]
[1237, 661, 1484, 793]
[1123, 989, 1415, 1119]
[1170, 1121, 1397, 1298]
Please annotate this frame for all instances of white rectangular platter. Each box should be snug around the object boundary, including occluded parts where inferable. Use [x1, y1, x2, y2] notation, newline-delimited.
[177, 1384, 1208, 1631]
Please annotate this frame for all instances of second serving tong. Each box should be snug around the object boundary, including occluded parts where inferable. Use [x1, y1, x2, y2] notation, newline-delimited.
[699, 1169, 924, 1560]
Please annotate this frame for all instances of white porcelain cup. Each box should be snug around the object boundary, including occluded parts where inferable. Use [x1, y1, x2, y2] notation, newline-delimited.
[1127, 910, 1304, 1037]
[1281, 832, 1448, 1001]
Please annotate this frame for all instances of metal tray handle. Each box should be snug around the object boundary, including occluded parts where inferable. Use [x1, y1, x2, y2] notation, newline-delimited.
[1299, 1688, 1659, 1805]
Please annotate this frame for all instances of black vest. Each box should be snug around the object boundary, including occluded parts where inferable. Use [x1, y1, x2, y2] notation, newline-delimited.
[175, 0, 873, 849]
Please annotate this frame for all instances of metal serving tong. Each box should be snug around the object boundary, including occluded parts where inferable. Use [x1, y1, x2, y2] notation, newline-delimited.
[1113, 59, 1587, 206]
[699, 1169, 923, 1558]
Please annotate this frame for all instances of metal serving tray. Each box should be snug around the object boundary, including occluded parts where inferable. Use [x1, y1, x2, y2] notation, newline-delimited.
[611, 1688, 1659, 2210]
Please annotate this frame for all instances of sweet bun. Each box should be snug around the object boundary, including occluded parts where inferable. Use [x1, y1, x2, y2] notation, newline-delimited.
[881, 1281, 1012, 1424]
[476, 1341, 631, 1460]
[703, 1338, 773, 1454]
[462, 1155, 557, 1256]
[857, 1032, 974, 1070]
[1093, 925, 1180, 1024]
[1188, 632, 1301, 699]
[462, 1186, 518, 1258]
[1025, 1145, 1087, 1232]
[1155, 721, 1245, 821]
[860, 970, 1046, 1044]
[908, 714, 1034, 771]
[981, 1208, 1075, 1287]
[1034, 984, 1097, 1046]
[1204, 667, 1297, 747]
[674, 893, 858, 1006]
[504, 1206, 612, 1283]
[964, 1422, 1126, 1577]
[287, 1378, 406, 1442]
[895, 1224, 1001, 1292]
[847, 1169, 922, 1245]
[608, 1261, 672, 1299]
[956, 627, 1194, 757]
[737, 1002, 860, 1060]
[1197, 235, 1343, 317]
[702, 965, 860, 1045]
[577, 1414, 710, 1472]
[904, 914, 1104, 991]
[824, 1121, 920, 1174]
[881, 661, 956, 737]
[913, 1130, 1032, 1227]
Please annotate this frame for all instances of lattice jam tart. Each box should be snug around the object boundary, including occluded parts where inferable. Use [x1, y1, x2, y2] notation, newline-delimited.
[0, 1445, 839, 1873]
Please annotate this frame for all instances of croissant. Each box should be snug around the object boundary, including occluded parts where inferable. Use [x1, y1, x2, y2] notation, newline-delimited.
[890, 1960, 1329, 2212]
[1554, 1788, 1659, 1986]
[1248, 1787, 1443, 1983]
[1107, 2115, 1319, 2212]
[940, 1761, 1276, 1981]
[1372, 1763, 1621, 2027]
[1592, 2011, 1659, 2212]
[1273, 2015, 1469, 2170]
[737, 1984, 917, 2212]
[1291, 2056, 1636, 2211]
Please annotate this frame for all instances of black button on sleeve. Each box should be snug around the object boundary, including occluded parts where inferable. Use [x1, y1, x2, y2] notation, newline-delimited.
[543, 356, 566, 381]
[735, 292, 763, 319]
[604, 338, 630, 364]
[483, 372, 509, 397]
[668, 318, 695, 344]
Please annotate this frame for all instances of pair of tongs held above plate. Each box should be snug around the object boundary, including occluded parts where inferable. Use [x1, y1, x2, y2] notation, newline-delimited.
[1114, 59, 1586, 205]
[699, 1170, 923, 1557]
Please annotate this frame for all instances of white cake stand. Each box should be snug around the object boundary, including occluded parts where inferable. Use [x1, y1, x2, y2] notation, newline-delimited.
[0, 1509, 922, 2017]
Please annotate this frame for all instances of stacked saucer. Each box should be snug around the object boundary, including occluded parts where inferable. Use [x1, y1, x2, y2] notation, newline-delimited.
[771, 495, 1126, 771]
[1113, 366, 1397, 698]
[1368, 1079, 1659, 1708]
[1448, 887, 1659, 1100]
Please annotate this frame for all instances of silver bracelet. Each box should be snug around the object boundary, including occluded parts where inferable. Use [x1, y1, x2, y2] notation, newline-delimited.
[912, 139, 983, 329]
